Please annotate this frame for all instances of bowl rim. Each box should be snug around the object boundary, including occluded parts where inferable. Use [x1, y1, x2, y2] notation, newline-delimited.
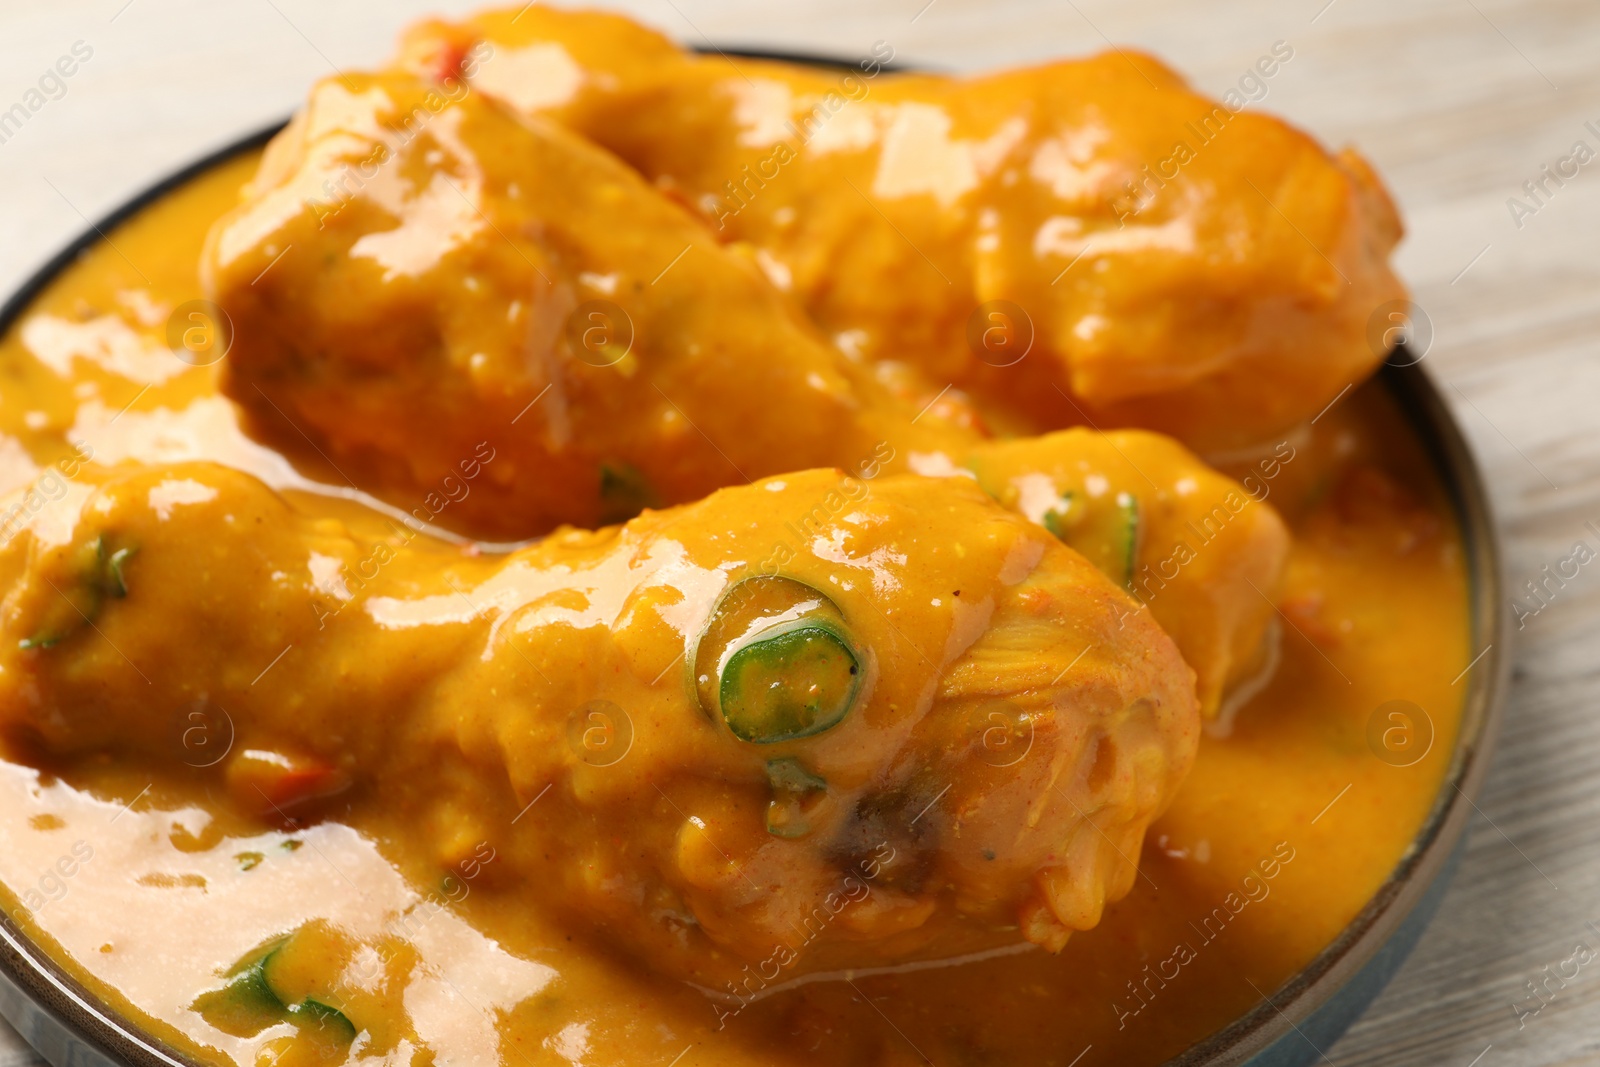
[0, 132, 277, 1067]
[0, 91, 1507, 1067]
[1166, 355, 1509, 1065]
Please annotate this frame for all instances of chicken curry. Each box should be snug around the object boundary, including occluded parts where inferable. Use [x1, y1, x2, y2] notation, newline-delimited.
[0, 10, 1466, 1067]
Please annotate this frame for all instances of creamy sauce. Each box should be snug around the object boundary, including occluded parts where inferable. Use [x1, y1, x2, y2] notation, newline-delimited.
[0, 151, 1467, 1066]
[396, 9, 1406, 451]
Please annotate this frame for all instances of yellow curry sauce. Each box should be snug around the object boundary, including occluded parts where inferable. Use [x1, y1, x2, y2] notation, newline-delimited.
[0, 152, 1466, 1065]
[395, 6, 1407, 452]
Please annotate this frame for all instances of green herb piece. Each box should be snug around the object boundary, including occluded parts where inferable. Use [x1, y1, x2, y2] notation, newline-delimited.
[765, 757, 828, 838]
[17, 537, 137, 651]
[598, 462, 657, 525]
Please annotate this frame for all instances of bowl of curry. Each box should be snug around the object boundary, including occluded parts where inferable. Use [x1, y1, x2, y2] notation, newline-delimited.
[0, 9, 1504, 1067]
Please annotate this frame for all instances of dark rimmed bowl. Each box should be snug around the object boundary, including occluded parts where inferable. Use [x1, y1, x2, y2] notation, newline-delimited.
[0, 58, 1507, 1067]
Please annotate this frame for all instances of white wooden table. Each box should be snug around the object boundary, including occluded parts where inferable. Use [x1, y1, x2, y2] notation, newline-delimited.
[1, 1, 1596, 1064]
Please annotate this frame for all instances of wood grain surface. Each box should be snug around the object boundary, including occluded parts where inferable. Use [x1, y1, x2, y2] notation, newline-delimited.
[1, 1, 1595, 1065]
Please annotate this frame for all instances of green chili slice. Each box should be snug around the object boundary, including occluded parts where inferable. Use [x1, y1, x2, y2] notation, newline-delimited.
[191, 940, 285, 1036]
[721, 624, 858, 743]
[1042, 490, 1140, 591]
[291, 998, 358, 1041]
[693, 575, 863, 744]
[194, 929, 359, 1045]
